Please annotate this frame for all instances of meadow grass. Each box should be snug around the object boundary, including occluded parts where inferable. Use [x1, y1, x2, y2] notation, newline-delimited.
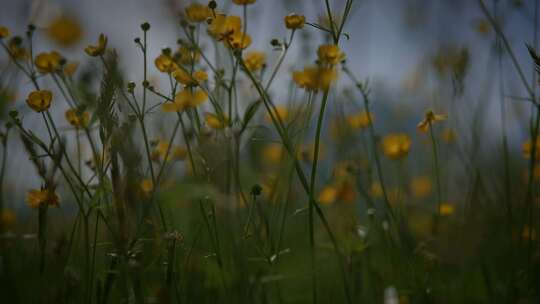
[0, 0, 540, 303]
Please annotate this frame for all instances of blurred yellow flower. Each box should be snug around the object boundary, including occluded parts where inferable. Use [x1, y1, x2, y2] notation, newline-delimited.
[439, 203, 455, 216]
[208, 14, 242, 40]
[244, 51, 266, 72]
[262, 143, 283, 164]
[265, 105, 289, 123]
[0, 26, 9, 39]
[337, 180, 357, 204]
[155, 54, 177, 73]
[63, 61, 79, 76]
[318, 185, 338, 205]
[522, 225, 537, 240]
[318, 179, 357, 205]
[417, 110, 447, 132]
[26, 188, 60, 208]
[441, 128, 456, 143]
[534, 164, 540, 181]
[47, 15, 83, 47]
[172, 68, 207, 86]
[475, 19, 491, 35]
[333, 160, 356, 179]
[284, 13, 306, 29]
[176, 88, 208, 108]
[432, 47, 468, 77]
[84, 33, 107, 57]
[26, 90, 53, 113]
[176, 46, 200, 65]
[381, 133, 411, 160]
[185, 3, 212, 23]
[410, 176, 432, 198]
[35, 51, 63, 73]
[522, 138, 540, 159]
[370, 181, 383, 198]
[292, 66, 337, 91]
[0, 209, 16, 228]
[140, 178, 154, 195]
[162, 89, 208, 112]
[227, 32, 252, 49]
[233, 0, 256, 5]
[65, 108, 90, 128]
[7, 37, 28, 60]
[205, 112, 229, 129]
[346, 111, 373, 129]
[317, 44, 345, 65]
[152, 140, 187, 162]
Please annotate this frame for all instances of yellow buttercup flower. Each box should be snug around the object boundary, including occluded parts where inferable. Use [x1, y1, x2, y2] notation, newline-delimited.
[172, 68, 207, 86]
[193, 70, 208, 83]
[208, 14, 242, 40]
[205, 113, 229, 129]
[0, 26, 9, 39]
[284, 14, 306, 29]
[233, 0, 256, 5]
[346, 111, 373, 129]
[292, 66, 337, 91]
[162, 101, 183, 113]
[185, 3, 212, 23]
[227, 32, 252, 49]
[47, 15, 83, 47]
[84, 33, 107, 57]
[162, 89, 208, 112]
[317, 44, 345, 65]
[417, 110, 447, 132]
[175, 89, 208, 108]
[439, 203, 455, 216]
[155, 54, 177, 73]
[35, 51, 63, 73]
[26, 188, 60, 208]
[381, 133, 411, 160]
[244, 51, 266, 72]
[7, 39, 27, 60]
[65, 108, 90, 128]
[26, 90, 53, 113]
[175, 46, 200, 65]
[523, 138, 540, 159]
[410, 176, 432, 198]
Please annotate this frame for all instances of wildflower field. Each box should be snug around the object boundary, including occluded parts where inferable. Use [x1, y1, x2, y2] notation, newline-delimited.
[1, 0, 540, 303]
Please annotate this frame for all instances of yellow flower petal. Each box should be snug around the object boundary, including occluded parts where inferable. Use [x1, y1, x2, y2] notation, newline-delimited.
[26, 90, 53, 113]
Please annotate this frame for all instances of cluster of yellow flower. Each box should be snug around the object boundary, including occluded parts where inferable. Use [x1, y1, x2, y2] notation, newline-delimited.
[292, 44, 344, 92]
[26, 188, 60, 209]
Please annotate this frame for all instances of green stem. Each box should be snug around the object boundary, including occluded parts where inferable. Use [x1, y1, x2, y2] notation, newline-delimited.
[428, 122, 443, 234]
[308, 89, 330, 303]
